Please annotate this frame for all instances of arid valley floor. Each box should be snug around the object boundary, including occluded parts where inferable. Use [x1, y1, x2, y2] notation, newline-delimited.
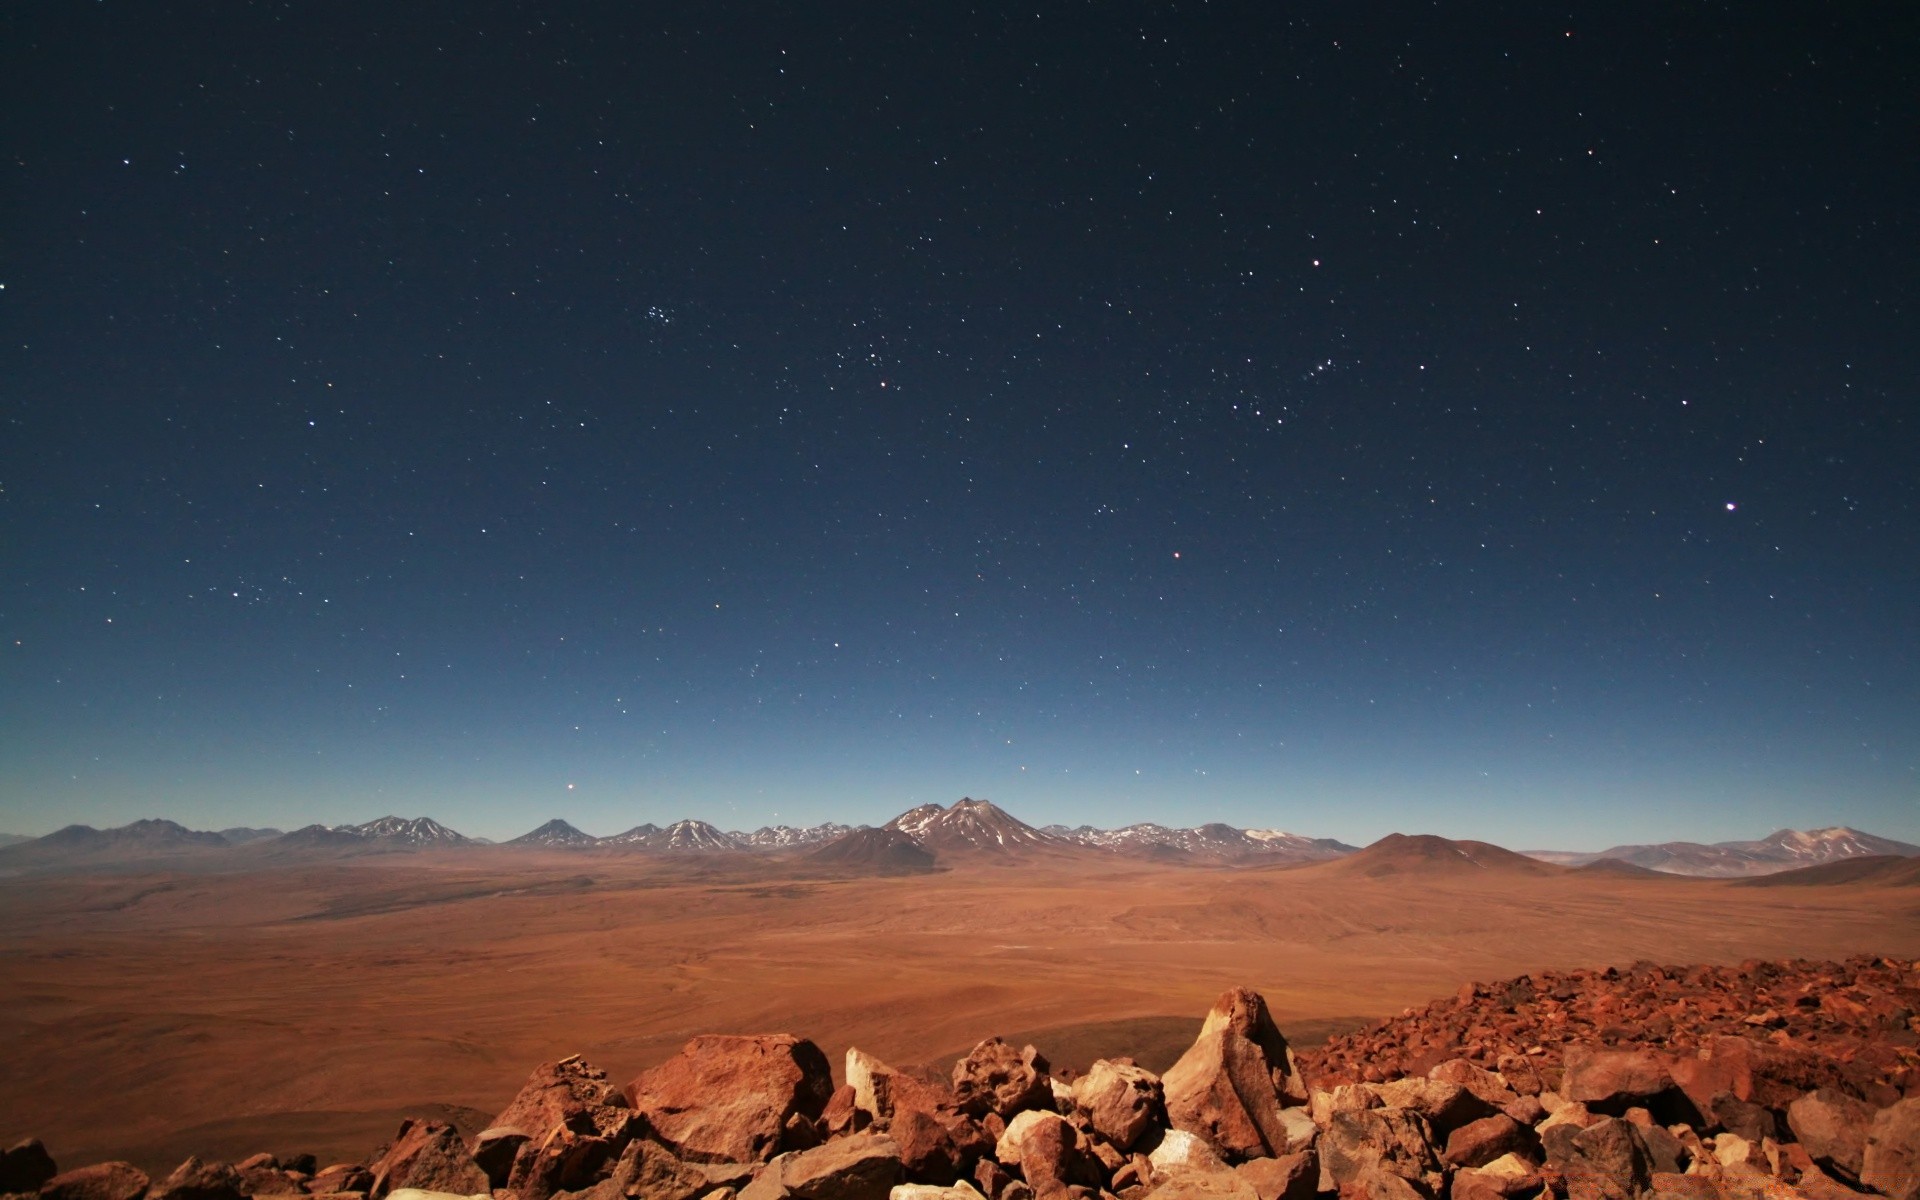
[3, 845, 1917, 1175]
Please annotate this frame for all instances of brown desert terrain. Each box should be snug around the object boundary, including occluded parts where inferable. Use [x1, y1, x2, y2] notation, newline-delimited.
[2, 842, 1916, 1175]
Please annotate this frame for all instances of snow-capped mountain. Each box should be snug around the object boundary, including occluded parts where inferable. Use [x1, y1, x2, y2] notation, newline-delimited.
[345, 816, 471, 846]
[1524, 826, 1920, 877]
[1043, 822, 1354, 861]
[506, 819, 598, 848]
[731, 823, 854, 848]
[886, 797, 1062, 852]
[625, 819, 742, 852]
[597, 823, 662, 845]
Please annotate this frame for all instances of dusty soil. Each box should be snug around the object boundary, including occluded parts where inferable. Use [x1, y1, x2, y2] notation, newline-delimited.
[1, 848, 1915, 1173]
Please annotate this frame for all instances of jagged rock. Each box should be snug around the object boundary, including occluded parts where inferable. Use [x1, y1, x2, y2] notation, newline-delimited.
[1428, 1060, 1522, 1112]
[1441, 1114, 1535, 1169]
[1070, 1058, 1166, 1150]
[41, 1162, 152, 1200]
[230, 1153, 304, 1197]
[471, 1127, 531, 1188]
[507, 1125, 618, 1200]
[994, 1111, 1093, 1199]
[951, 1040, 1052, 1120]
[305, 1163, 372, 1195]
[148, 1157, 245, 1200]
[1560, 1117, 1654, 1200]
[1373, 1077, 1496, 1140]
[1787, 1088, 1873, 1182]
[1559, 1047, 1674, 1114]
[739, 1132, 902, 1200]
[0, 1138, 56, 1193]
[626, 1034, 835, 1164]
[493, 1056, 629, 1138]
[824, 1085, 868, 1137]
[1162, 987, 1307, 1161]
[1149, 1129, 1229, 1177]
[1232, 1150, 1317, 1200]
[1140, 1173, 1258, 1199]
[891, 1184, 987, 1200]
[1863, 1097, 1920, 1200]
[367, 1119, 490, 1200]
[1450, 1153, 1542, 1200]
[1317, 1107, 1441, 1196]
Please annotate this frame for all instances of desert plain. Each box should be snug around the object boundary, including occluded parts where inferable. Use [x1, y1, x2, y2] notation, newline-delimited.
[2, 846, 1916, 1174]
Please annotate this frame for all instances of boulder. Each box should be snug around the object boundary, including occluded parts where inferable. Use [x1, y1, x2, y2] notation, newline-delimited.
[1559, 1047, 1673, 1114]
[1441, 1114, 1536, 1170]
[1787, 1088, 1873, 1182]
[0, 1138, 57, 1193]
[626, 1034, 835, 1164]
[1149, 1129, 1230, 1177]
[1373, 1078, 1496, 1140]
[890, 1185, 987, 1200]
[1070, 1058, 1166, 1151]
[994, 1111, 1092, 1199]
[471, 1127, 531, 1188]
[506, 1125, 618, 1200]
[493, 1055, 629, 1139]
[40, 1162, 152, 1200]
[148, 1158, 246, 1200]
[739, 1132, 903, 1200]
[305, 1163, 373, 1195]
[1560, 1117, 1653, 1200]
[1162, 987, 1307, 1161]
[1317, 1108, 1441, 1196]
[950, 1040, 1052, 1120]
[1232, 1150, 1317, 1200]
[367, 1119, 491, 1200]
[1863, 1098, 1920, 1200]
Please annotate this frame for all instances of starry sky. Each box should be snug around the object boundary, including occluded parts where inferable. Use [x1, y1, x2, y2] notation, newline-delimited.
[3, 2, 1915, 848]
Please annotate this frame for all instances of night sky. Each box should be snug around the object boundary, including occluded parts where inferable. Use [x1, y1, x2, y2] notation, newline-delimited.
[4, 2, 1915, 848]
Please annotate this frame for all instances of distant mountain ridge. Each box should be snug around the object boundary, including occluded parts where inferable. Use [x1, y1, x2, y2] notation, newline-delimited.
[1522, 825, 1920, 877]
[2, 805, 1914, 880]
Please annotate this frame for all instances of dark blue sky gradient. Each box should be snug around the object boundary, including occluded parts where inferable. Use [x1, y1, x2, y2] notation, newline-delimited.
[3, 2, 1914, 845]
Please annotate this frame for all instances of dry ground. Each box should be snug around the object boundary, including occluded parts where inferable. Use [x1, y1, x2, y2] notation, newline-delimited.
[1, 849, 1915, 1173]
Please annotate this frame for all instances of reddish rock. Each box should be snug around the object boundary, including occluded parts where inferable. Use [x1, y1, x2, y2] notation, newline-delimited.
[995, 1111, 1092, 1200]
[0, 1138, 57, 1193]
[1070, 1058, 1167, 1151]
[1163, 987, 1307, 1161]
[366, 1118, 491, 1200]
[625, 1034, 835, 1164]
[147, 1157, 245, 1200]
[1428, 1061, 1521, 1112]
[492, 1055, 628, 1138]
[1373, 1078, 1496, 1140]
[471, 1126, 531, 1188]
[1788, 1088, 1873, 1182]
[41, 1162, 152, 1200]
[1559, 1047, 1673, 1114]
[951, 1039, 1053, 1120]
[1317, 1108, 1441, 1195]
[821, 1084, 867, 1137]
[507, 1125, 617, 1200]
[1450, 1162, 1543, 1200]
[1441, 1114, 1536, 1170]
[1233, 1150, 1317, 1200]
[1863, 1097, 1920, 1200]
[739, 1131, 903, 1200]
[1560, 1118, 1653, 1200]
[303, 1164, 370, 1195]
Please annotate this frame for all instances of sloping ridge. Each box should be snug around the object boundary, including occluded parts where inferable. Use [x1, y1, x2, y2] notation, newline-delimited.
[0, 819, 232, 867]
[806, 826, 935, 872]
[1731, 854, 1920, 888]
[885, 797, 1064, 854]
[506, 819, 597, 848]
[1326, 833, 1561, 879]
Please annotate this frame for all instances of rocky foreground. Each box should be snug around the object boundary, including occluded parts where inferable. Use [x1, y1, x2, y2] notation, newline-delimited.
[4, 957, 1918, 1200]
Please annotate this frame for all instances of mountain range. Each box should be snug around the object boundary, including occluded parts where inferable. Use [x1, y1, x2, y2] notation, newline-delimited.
[0, 800, 1913, 881]
[1519, 825, 1920, 877]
